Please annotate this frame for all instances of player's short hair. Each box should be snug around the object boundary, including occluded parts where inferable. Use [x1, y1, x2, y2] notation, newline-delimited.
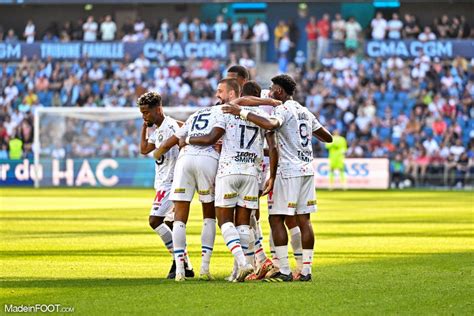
[137, 91, 162, 108]
[271, 74, 297, 96]
[219, 78, 241, 96]
[227, 65, 250, 80]
[242, 80, 261, 97]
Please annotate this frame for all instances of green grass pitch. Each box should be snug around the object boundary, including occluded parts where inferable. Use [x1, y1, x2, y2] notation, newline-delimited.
[1, 188, 472, 315]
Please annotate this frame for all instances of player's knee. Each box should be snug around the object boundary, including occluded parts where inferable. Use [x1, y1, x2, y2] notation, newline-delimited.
[149, 216, 163, 230]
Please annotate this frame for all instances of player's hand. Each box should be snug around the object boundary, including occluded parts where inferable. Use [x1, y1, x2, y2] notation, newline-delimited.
[153, 149, 161, 160]
[213, 139, 223, 153]
[270, 99, 282, 107]
[178, 137, 188, 149]
[222, 102, 242, 116]
[261, 177, 275, 196]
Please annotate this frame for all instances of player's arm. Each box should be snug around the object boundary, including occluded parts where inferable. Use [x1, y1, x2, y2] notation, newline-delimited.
[233, 96, 282, 107]
[140, 122, 155, 155]
[262, 131, 279, 196]
[222, 103, 280, 130]
[180, 127, 225, 147]
[313, 126, 333, 143]
[153, 135, 179, 160]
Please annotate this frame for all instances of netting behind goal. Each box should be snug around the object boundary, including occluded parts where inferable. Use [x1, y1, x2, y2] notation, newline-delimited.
[33, 107, 196, 188]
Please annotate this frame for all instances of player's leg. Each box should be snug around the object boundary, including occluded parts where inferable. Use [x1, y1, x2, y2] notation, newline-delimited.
[285, 215, 303, 276]
[172, 201, 190, 281]
[195, 156, 218, 279]
[200, 202, 216, 279]
[295, 175, 318, 281]
[235, 205, 254, 281]
[149, 187, 175, 278]
[215, 175, 248, 280]
[170, 156, 197, 281]
[234, 174, 261, 281]
[265, 175, 294, 282]
[296, 213, 314, 282]
[328, 166, 335, 190]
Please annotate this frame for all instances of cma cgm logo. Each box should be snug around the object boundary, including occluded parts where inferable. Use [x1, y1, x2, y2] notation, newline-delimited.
[316, 163, 369, 177]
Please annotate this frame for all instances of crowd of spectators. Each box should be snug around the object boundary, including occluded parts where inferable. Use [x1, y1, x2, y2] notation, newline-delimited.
[288, 51, 473, 188]
[0, 15, 270, 44]
[0, 11, 473, 188]
[0, 12, 471, 45]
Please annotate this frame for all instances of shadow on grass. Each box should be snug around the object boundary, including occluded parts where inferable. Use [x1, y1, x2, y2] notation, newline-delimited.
[1, 252, 472, 290]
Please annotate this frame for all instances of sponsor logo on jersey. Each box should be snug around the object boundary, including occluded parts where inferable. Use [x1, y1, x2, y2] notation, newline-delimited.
[288, 202, 297, 208]
[174, 188, 186, 193]
[307, 199, 317, 206]
[244, 195, 258, 202]
[224, 192, 238, 199]
[158, 134, 164, 142]
[235, 152, 258, 163]
[297, 150, 312, 163]
[198, 189, 210, 195]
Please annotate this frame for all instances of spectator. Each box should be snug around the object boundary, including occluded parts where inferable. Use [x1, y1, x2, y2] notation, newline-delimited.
[189, 18, 202, 42]
[23, 19, 35, 43]
[371, 12, 387, 40]
[344, 16, 362, 50]
[134, 17, 145, 38]
[278, 33, 291, 73]
[82, 16, 98, 41]
[5, 29, 18, 43]
[331, 13, 346, 42]
[121, 18, 134, 38]
[387, 13, 403, 39]
[305, 16, 318, 67]
[252, 18, 269, 42]
[72, 18, 84, 40]
[213, 15, 228, 42]
[232, 18, 248, 42]
[403, 14, 420, 38]
[100, 15, 116, 41]
[8, 134, 23, 160]
[158, 18, 170, 41]
[274, 20, 289, 50]
[316, 14, 330, 62]
[177, 17, 189, 42]
[418, 26, 436, 42]
[436, 15, 450, 38]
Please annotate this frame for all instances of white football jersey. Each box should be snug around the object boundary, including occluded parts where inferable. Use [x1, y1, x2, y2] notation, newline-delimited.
[272, 100, 322, 178]
[175, 106, 221, 160]
[148, 116, 180, 189]
[214, 106, 267, 177]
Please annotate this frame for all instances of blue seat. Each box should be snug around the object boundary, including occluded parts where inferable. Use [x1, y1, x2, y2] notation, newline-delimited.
[379, 127, 391, 140]
[397, 91, 408, 102]
[384, 91, 396, 102]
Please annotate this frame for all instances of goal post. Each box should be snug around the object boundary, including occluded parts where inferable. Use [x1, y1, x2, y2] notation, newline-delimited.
[33, 106, 196, 188]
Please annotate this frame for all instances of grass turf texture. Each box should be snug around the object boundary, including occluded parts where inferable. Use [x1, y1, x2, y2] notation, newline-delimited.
[1, 188, 472, 315]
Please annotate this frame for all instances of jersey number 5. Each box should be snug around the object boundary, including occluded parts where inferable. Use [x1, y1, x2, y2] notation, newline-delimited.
[239, 124, 258, 149]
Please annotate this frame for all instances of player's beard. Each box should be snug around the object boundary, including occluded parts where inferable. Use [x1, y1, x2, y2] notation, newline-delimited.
[145, 120, 154, 127]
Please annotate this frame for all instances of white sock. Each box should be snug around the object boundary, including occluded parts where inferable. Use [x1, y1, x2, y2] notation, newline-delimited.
[253, 221, 267, 265]
[302, 249, 314, 276]
[290, 226, 303, 271]
[275, 245, 291, 275]
[236, 225, 251, 268]
[269, 228, 279, 268]
[184, 247, 193, 270]
[246, 227, 256, 267]
[172, 221, 186, 274]
[201, 218, 216, 273]
[221, 222, 247, 268]
[154, 223, 173, 259]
